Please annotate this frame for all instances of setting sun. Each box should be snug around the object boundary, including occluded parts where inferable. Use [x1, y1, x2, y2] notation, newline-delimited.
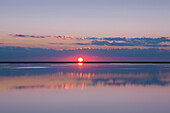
[78, 57, 83, 62]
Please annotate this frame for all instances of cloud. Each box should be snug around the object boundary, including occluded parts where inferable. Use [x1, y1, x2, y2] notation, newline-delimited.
[90, 37, 170, 47]
[11, 34, 85, 39]
[0, 46, 170, 61]
[49, 42, 90, 45]
[48, 43, 64, 45]
[74, 43, 91, 45]
[102, 37, 127, 41]
[12, 34, 46, 38]
[91, 40, 170, 47]
[11, 34, 170, 47]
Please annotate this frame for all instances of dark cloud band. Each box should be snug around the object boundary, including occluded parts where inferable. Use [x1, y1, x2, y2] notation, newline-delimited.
[0, 47, 170, 61]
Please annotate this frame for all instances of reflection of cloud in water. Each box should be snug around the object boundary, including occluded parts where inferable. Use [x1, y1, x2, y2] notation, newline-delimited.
[9, 71, 170, 90]
[0, 63, 170, 90]
[15, 67, 49, 69]
[12, 83, 87, 90]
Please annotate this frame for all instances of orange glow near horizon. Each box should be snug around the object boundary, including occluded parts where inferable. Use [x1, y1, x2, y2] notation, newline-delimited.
[78, 57, 84, 62]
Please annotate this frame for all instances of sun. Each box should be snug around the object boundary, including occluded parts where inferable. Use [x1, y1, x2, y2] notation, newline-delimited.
[78, 57, 84, 62]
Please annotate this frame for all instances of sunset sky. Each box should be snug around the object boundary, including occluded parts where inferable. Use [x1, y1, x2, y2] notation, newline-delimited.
[0, 0, 170, 61]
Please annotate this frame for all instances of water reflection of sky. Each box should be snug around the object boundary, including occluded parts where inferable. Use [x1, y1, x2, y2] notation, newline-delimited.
[0, 63, 170, 90]
[0, 63, 170, 113]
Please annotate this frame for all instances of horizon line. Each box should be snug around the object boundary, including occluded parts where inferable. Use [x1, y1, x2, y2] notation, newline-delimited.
[0, 61, 170, 64]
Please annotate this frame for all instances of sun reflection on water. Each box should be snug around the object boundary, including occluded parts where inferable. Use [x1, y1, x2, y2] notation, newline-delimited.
[78, 63, 83, 67]
[0, 63, 170, 91]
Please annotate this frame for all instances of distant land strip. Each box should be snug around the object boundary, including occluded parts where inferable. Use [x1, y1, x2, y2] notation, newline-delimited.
[0, 61, 170, 64]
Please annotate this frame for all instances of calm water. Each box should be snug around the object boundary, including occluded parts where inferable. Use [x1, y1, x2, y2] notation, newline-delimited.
[0, 63, 170, 113]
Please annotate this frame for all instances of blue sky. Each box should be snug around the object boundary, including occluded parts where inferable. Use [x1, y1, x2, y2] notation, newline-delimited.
[1, 0, 170, 37]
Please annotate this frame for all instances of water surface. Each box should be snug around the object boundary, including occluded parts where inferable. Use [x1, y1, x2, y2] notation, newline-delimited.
[0, 63, 170, 113]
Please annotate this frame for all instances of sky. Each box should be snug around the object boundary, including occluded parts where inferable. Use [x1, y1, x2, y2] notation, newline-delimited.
[0, 0, 170, 61]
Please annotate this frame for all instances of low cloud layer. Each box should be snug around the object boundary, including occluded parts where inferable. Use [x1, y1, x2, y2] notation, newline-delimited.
[0, 46, 170, 61]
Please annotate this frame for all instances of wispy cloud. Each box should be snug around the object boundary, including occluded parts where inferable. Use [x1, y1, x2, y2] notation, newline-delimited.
[11, 34, 86, 40]
[91, 38, 170, 47]
[11, 34, 170, 48]
[48, 43, 64, 45]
